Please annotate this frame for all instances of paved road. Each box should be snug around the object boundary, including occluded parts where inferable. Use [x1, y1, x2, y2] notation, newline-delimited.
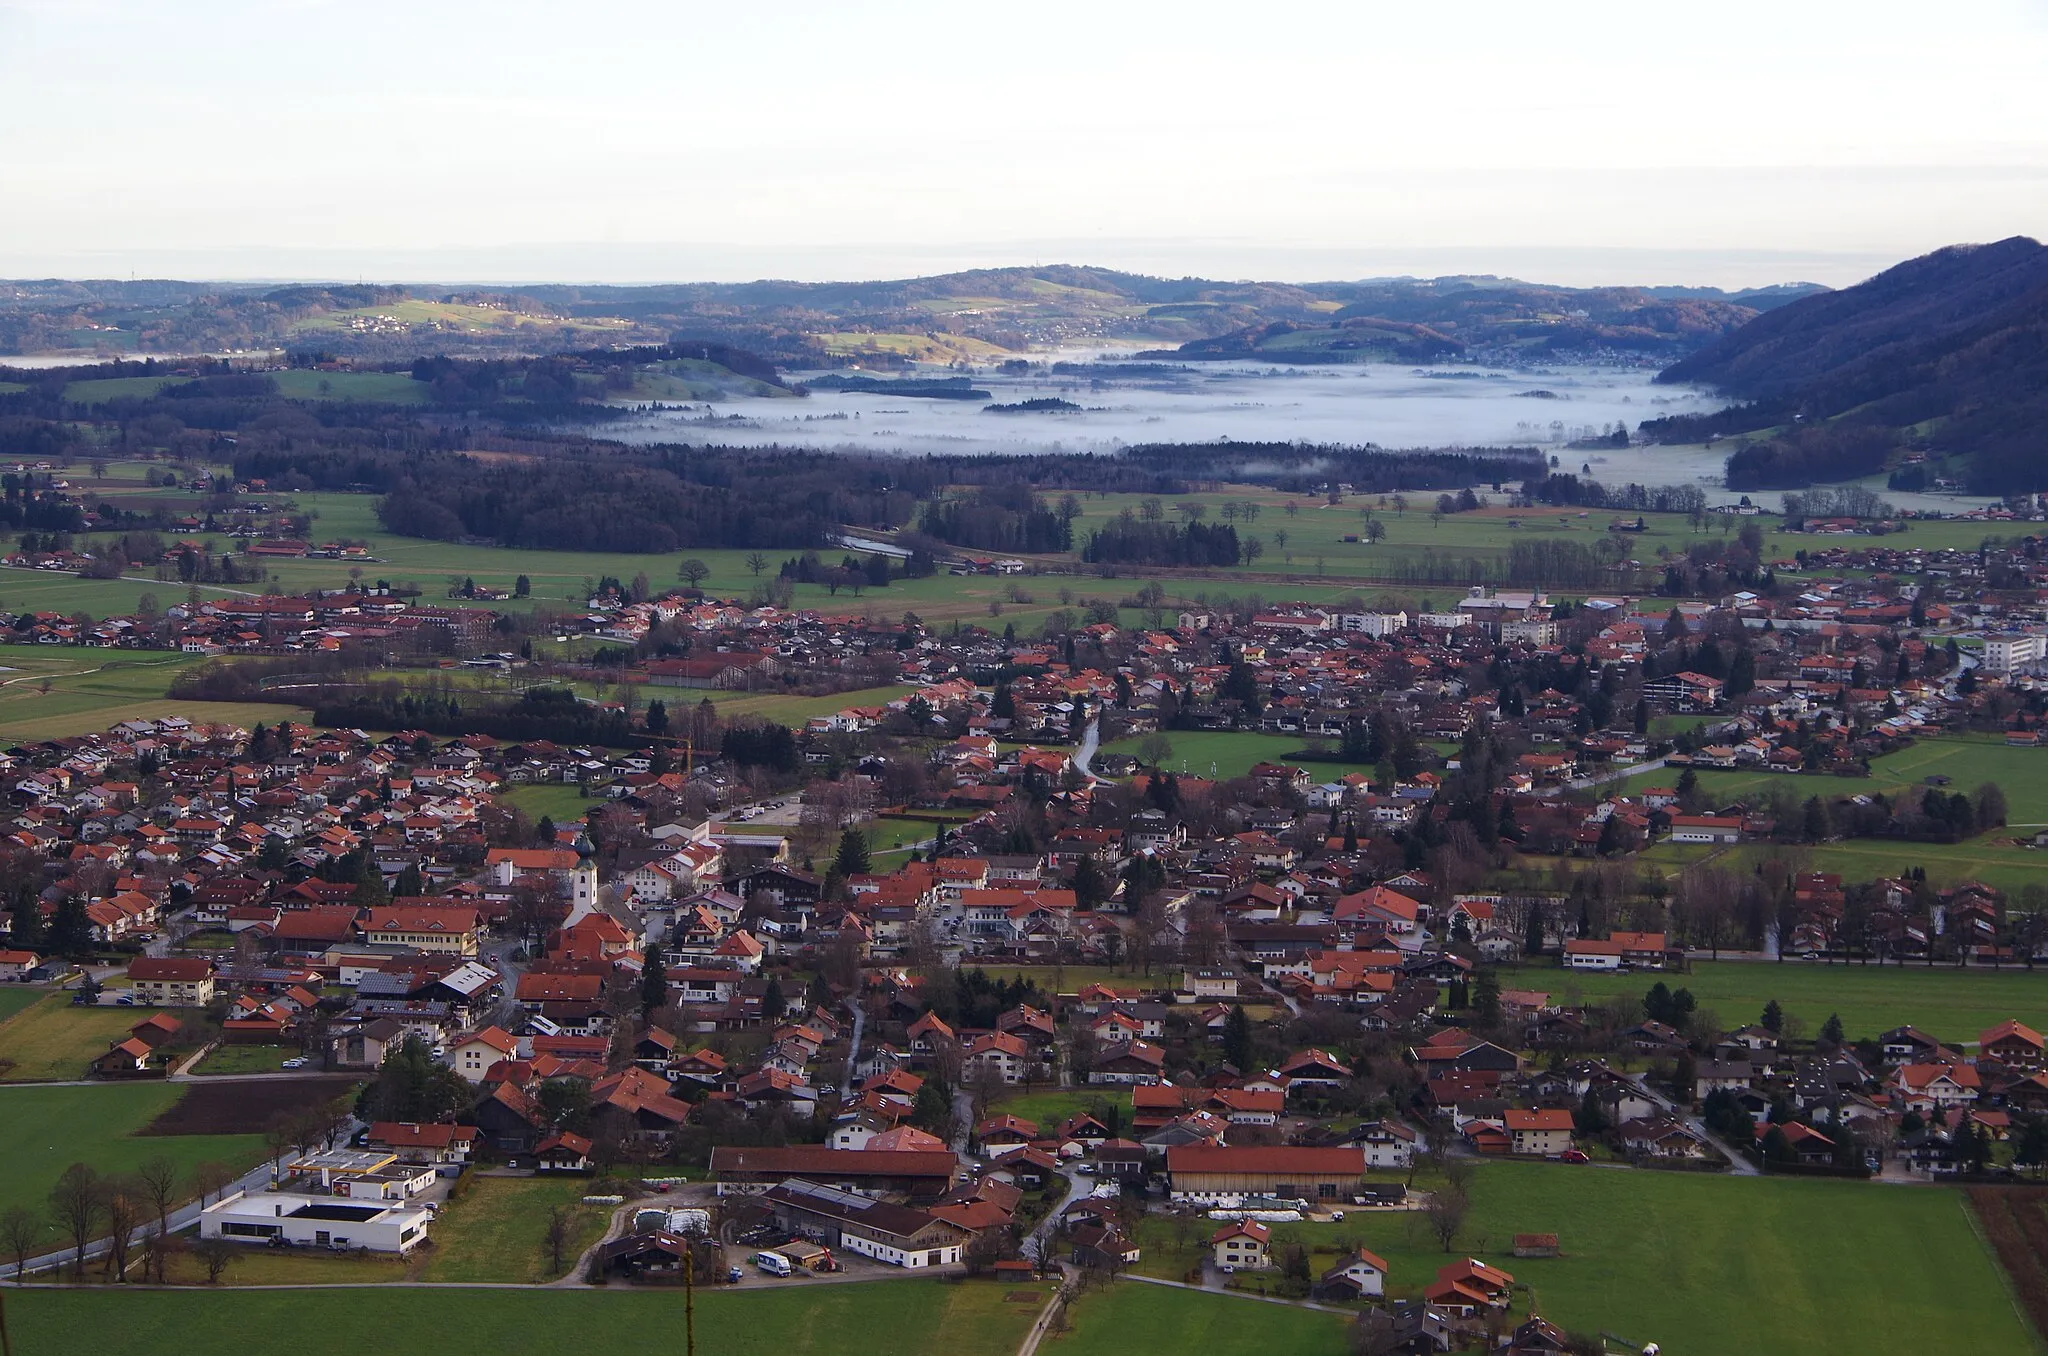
[1022, 1170, 1093, 1266]
[1633, 1080, 1758, 1176]
[840, 1001, 865, 1098]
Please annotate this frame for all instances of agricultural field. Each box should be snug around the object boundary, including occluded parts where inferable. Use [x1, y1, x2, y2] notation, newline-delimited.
[1053, 1283, 1347, 1356]
[705, 685, 922, 727]
[0, 985, 43, 1023]
[0, 993, 154, 1081]
[269, 368, 432, 404]
[7, 1275, 1057, 1356]
[1528, 958, 2048, 1045]
[1648, 736, 2048, 825]
[0, 1083, 266, 1248]
[1136, 1162, 2031, 1356]
[1618, 735, 2048, 892]
[191, 1044, 297, 1076]
[1099, 729, 1376, 783]
[414, 1176, 610, 1284]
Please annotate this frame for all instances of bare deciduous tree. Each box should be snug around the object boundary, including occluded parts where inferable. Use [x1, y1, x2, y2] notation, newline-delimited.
[100, 1176, 143, 1280]
[543, 1204, 571, 1275]
[194, 1160, 235, 1206]
[1, 1204, 41, 1280]
[1424, 1182, 1469, 1254]
[193, 1235, 238, 1284]
[49, 1162, 101, 1279]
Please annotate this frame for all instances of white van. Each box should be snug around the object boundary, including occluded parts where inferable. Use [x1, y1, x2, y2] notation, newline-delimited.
[754, 1250, 794, 1277]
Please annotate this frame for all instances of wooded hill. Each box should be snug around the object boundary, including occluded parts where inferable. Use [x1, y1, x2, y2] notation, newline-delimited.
[1654, 237, 2048, 494]
[0, 266, 1821, 367]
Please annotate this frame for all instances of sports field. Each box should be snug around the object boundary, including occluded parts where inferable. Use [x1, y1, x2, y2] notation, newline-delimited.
[1524, 958, 2048, 1045]
[6, 1274, 1058, 1356]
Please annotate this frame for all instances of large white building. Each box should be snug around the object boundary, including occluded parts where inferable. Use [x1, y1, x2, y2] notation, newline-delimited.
[199, 1190, 433, 1254]
[1983, 632, 2047, 673]
[1336, 611, 1408, 637]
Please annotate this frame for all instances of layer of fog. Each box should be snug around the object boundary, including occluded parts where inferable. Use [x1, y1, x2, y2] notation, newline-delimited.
[605, 356, 2005, 514]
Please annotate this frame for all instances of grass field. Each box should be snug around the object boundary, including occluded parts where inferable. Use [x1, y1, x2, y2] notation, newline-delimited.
[192, 1044, 295, 1076]
[1658, 735, 2048, 825]
[1053, 1282, 1347, 1356]
[1615, 734, 2048, 892]
[0, 993, 151, 1081]
[1100, 729, 1376, 783]
[0, 986, 43, 1023]
[415, 1176, 611, 1284]
[966, 964, 1132, 993]
[985, 1089, 1127, 1131]
[0, 1083, 265, 1248]
[7, 1275, 1056, 1355]
[1138, 1162, 2032, 1356]
[501, 782, 599, 827]
[1526, 958, 2048, 1045]
[0, 642, 312, 743]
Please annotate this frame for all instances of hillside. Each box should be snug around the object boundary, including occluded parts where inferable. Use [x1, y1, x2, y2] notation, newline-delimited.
[1654, 237, 2048, 493]
[1158, 276, 1786, 364]
[0, 267, 1818, 368]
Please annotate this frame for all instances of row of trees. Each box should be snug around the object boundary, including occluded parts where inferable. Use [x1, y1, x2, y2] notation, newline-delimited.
[4, 1155, 246, 1284]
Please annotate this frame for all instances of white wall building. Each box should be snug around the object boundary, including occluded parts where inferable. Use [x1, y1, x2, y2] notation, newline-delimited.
[199, 1190, 433, 1254]
[1984, 633, 2047, 673]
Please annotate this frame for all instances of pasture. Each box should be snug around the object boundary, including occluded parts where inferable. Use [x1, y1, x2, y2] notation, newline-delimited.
[1527, 957, 2048, 1045]
[0, 1083, 265, 1248]
[414, 1176, 610, 1284]
[1136, 1161, 2031, 1356]
[6, 1274, 1057, 1356]
[1054, 1283, 1347, 1356]
[0, 994, 152, 1082]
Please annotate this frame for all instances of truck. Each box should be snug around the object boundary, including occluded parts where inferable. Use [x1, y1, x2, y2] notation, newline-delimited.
[753, 1250, 794, 1277]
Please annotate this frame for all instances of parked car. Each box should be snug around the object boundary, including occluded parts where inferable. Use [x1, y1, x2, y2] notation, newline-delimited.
[281, 1057, 308, 1069]
[1560, 1150, 1591, 1164]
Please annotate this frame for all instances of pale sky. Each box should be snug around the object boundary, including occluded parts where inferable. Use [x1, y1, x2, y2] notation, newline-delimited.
[2, 0, 2044, 288]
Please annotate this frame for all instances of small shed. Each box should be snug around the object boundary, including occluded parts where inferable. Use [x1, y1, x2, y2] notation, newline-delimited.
[1512, 1233, 1561, 1258]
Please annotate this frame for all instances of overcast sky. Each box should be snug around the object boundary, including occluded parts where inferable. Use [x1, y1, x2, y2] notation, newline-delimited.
[2, 0, 2043, 288]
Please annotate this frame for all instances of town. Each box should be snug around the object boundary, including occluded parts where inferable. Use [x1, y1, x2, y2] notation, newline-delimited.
[2, 501, 2048, 1356]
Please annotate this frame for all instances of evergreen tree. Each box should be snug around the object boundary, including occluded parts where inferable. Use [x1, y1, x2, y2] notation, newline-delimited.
[1070, 857, 1106, 911]
[762, 976, 786, 1022]
[1472, 969, 1502, 1029]
[49, 896, 94, 959]
[8, 892, 44, 950]
[535, 815, 557, 847]
[352, 853, 390, 908]
[833, 828, 872, 879]
[1818, 1013, 1844, 1047]
[1761, 999, 1784, 1033]
[640, 943, 667, 1016]
[393, 864, 424, 899]
[1523, 902, 1545, 957]
[645, 700, 669, 736]
[1222, 1005, 1255, 1072]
